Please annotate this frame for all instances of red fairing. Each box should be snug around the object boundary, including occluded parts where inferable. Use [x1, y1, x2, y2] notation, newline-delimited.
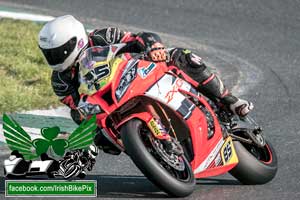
[185, 98, 224, 176]
[85, 53, 238, 178]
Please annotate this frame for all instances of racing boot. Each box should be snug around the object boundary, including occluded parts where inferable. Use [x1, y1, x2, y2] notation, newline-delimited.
[196, 68, 254, 117]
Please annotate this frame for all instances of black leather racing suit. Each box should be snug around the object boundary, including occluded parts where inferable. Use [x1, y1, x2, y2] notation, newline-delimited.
[51, 27, 235, 124]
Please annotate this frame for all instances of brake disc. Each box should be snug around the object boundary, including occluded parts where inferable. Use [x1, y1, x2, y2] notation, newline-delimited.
[150, 137, 185, 171]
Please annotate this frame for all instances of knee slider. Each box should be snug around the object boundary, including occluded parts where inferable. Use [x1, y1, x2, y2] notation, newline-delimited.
[185, 52, 207, 69]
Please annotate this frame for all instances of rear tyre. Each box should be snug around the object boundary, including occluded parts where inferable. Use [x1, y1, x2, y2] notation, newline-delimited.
[230, 140, 277, 184]
[121, 119, 195, 197]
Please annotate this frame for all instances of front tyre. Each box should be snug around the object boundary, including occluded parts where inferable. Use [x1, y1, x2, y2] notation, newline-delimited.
[230, 140, 277, 184]
[121, 119, 195, 197]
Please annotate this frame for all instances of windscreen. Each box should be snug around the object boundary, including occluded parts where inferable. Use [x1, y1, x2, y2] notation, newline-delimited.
[79, 46, 110, 69]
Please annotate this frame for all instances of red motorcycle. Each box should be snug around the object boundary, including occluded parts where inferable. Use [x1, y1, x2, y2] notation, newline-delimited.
[78, 44, 277, 197]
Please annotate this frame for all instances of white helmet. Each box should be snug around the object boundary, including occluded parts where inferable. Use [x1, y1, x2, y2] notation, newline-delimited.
[38, 15, 88, 72]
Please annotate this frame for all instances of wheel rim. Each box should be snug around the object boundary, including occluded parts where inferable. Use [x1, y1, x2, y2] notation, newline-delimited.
[261, 144, 273, 164]
[139, 125, 193, 183]
[233, 130, 273, 165]
[243, 142, 273, 164]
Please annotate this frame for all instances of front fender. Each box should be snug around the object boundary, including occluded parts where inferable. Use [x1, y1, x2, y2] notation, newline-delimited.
[116, 112, 153, 129]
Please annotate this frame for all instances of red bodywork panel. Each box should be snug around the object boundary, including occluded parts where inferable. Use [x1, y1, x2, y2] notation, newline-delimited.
[86, 57, 238, 178]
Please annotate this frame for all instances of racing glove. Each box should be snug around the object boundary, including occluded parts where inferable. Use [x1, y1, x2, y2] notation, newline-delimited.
[77, 95, 102, 118]
[148, 42, 168, 62]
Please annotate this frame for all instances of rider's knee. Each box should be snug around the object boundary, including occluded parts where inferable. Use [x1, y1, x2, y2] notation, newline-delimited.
[70, 109, 84, 125]
[169, 48, 207, 71]
[168, 48, 213, 82]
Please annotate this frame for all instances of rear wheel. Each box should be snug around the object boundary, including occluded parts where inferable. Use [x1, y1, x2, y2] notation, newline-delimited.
[121, 119, 195, 197]
[230, 140, 277, 184]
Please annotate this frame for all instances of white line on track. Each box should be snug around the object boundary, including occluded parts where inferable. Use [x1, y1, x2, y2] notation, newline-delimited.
[0, 10, 54, 21]
[21, 106, 71, 118]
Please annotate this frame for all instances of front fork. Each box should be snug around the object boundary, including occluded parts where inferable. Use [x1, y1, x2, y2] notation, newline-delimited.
[144, 104, 171, 140]
[144, 103, 184, 156]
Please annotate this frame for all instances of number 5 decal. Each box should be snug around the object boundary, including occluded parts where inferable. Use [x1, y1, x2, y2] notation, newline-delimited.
[94, 65, 110, 80]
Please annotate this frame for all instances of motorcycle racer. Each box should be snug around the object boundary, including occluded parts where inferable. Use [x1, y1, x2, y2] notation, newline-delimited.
[38, 15, 253, 153]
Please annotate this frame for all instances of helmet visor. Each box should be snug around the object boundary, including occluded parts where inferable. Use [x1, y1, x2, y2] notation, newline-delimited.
[40, 37, 77, 65]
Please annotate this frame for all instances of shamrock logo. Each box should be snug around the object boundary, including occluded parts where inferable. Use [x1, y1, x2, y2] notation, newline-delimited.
[32, 127, 68, 156]
[3, 114, 97, 160]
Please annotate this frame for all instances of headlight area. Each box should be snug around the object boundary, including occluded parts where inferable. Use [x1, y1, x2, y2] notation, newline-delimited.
[115, 60, 138, 101]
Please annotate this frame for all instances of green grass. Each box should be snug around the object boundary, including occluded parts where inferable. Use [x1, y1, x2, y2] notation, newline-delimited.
[0, 19, 61, 113]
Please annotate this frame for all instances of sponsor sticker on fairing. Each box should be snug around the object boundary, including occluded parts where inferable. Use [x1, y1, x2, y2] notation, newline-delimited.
[138, 63, 156, 79]
[221, 137, 238, 165]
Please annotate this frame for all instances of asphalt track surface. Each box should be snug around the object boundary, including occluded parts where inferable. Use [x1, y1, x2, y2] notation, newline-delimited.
[0, 0, 300, 199]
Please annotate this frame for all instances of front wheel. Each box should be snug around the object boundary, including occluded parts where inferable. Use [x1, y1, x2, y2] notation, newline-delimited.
[121, 119, 195, 197]
[230, 140, 277, 184]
